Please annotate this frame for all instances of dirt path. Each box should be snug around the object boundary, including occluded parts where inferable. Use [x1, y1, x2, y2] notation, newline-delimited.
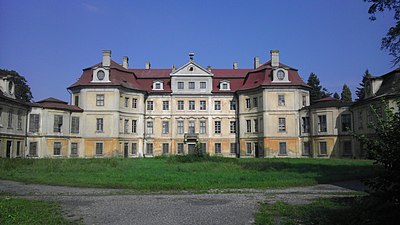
[0, 180, 366, 225]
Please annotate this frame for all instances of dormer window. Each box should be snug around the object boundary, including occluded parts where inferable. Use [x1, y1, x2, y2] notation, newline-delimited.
[153, 81, 164, 90]
[277, 70, 285, 80]
[97, 71, 105, 81]
[272, 69, 290, 83]
[92, 68, 110, 83]
[8, 81, 14, 95]
[219, 80, 230, 90]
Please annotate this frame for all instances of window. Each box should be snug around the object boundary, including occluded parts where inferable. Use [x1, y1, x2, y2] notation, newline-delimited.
[178, 82, 184, 89]
[279, 142, 287, 155]
[153, 81, 163, 90]
[246, 143, 252, 155]
[220, 81, 230, 90]
[253, 97, 258, 108]
[155, 82, 161, 90]
[230, 100, 236, 110]
[222, 83, 228, 90]
[177, 143, 184, 154]
[71, 117, 79, 133]
[132, 120, 137, 133]
[200, 143, 207, 153]
[177, 100, 184, 110]
[124, 119, 129, 133]
[318, 115, 327, 132]
[177, 121, 184, 134]
[200, 100, 206, 110]
[319, 142, 327, 155]
[124, 97, 129, 107]
[53, 142, 61, 156]
[147, 121, 153, 134]
[302, 117, 310, 133]
[124, 143, 129, 155]
[214, 121, 221, 134]
[302, 95, 307, 106]
[341, 114, 351, 132]
[278, 118, 286, 132]
[343, 141, 352, 156]
[214, 143, 222, 154]
[200, 82, 206, 89]
[230, 143, 237, 154]
[214, 101, 221, 110]
[302, 141, 311, 156]
[163, 101, 169, 110]
[74, 95, 79, 106]
[189, 82, 195, 89]
[162, 143, 169, 154]
[188, 121, 195, 134]
[7, 109, 13, 129]
[29, 142, 37, 156]
[147, 101, 153, 110]
[53, 115, 63, 133]
[96, 94, 104, 106]
[278, 95, 285, 106]
[131, 143, 137, 155]
[29, 114, 40, 132]
[189, 100, 195, 110]
[230, 121, 236, 133]
[254, 142, 259, 156]
[132, 98, 137, 108]
[16, 141, 21, 157]
[200, 121, 206, 134]
[96, 118, 104, 132]
[95, 142, 103, 155]
[17, 113, 22, 130]
[358, 111, 363, 129]
[146, 143, 153, 155]
[246, 120, 251, 133]
[246, 98, 251, 108]
[254, 119, 258, 133]
[162, 121, 169, 134]
[71, 143, 78, 156]
[0, 108, 2, 127]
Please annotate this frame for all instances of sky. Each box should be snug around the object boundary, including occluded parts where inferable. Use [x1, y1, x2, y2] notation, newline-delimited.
[0, 0, 395, 102]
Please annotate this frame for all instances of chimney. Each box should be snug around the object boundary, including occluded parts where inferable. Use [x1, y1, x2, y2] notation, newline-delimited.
[172, 64, 176, 72]
[253, 57, 260, 69]
[122, 56, 129, 69]
[270, 50, 279, 67]
[145, 62, 151, 69]
[102, 50, 111, 67]
[207, 65, 212, 71]
[233, 62, 238, 69]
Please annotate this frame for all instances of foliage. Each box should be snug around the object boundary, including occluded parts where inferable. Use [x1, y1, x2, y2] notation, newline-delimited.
[333, 92, 340, 99]
[365, 0, 400, 65]
[341, 83, 353, 102]
[0, 69, 33, 102]
[355, 69, 372, 101]
[307, 72, 332, 103]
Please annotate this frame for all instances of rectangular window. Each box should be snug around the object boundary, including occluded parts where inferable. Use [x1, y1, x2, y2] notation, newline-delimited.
[131, 143, 137, 155]
[147, 101, 153, 110]
[188, 120, 195, 134]
[253, 97, 258, 108]
[29, 142, 37, 156]
[177, 120, 184, 134]
[214, 101, 221, 110]
[147, 121, 153, 134]
[53, 115, 63, 133]
[279, 142, 287, 155]
[162, 121, 169, 134]
[124, 119, 129, 133]
[162, 143, 169, 154]
[230, 121, 236, 133]
[178, 82, 184, 89]
[155, 82, 161, 90]
[254, 119, 258, 133]
[200, 143, 207, 153]
[200, 100, 206, 110]
[222, 83, 228, 90]
[278, 118, 286, 132]
[132, 120, 137, 133]
[214, 143, 221, 154]
[341, 114, 351, 132]
[29, 114, 40, 132]
[17, 113, 22, 130]
[343, 141, 352, 156]
[230, 100, 236, 110]
[96, 118, 104, 132]
[200, 121, 206, 134]
[278, 95, 285, 106]
[16, 141, 21, 157]
[214, 121, 221, 134]
[319, 142, 327, 155]
[189, 100, 195, 110]
[189, 82, 195, 89]
[146, 143, 153, 155]
[318, 115, 327, 132]
[358, 111, 363, 129]
[7, 109, 13, 129]
[74, 95, 79, 106]
[177, 100, 184, 110]
[71, 116, 80, 133]
[246, 120, 251, 133]
[302, 141, 311, 156]
[246, 98, 251, 108]
[177, 143, 184, 154]
[163, 101, 169, 110]
[124, 143, 129, 155]
[302, 95, 307, 106]
[132, 98, 137, 108]
[246, 142, 252, 155]
[71, 143, 78, 156]
[96, 94, 104, 106]
[200, 82, 206, 89]
[96, 142, 103, 155]
[124, 97, 129, 107]
[302, 117, 310, 133]
[230, 143, 237, 154]
[53, 142, 61, 156]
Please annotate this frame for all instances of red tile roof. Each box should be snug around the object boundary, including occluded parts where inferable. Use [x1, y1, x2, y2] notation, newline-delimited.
[33, 97, 83, 112]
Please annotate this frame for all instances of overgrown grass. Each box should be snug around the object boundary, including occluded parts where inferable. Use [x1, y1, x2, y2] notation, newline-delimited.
[0, 157, 376, 191]
[0, 197, 75, 225]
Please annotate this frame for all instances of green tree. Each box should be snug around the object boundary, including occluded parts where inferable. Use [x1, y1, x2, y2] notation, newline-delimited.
[356, 69, 372, 101]
[333, 92, 340, 99]
[341, 84, 353, 102]
[365, 0, 400, 65]
[307, 72, 331, 103]
[0, 69, 33, 102]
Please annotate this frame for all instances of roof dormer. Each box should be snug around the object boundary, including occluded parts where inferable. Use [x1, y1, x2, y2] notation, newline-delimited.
[152, 80, 164, 90]
[219, 80, 231, 91]
[0, 75, 16, 99]
[272, 69, 290, 83]
[91, 50, 112, 83]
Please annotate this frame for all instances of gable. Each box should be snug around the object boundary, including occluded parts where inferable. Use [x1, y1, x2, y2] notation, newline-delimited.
[170, 61, 213, 77]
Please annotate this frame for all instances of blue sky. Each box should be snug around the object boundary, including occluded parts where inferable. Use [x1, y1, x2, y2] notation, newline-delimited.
[0, 0, 395, 102]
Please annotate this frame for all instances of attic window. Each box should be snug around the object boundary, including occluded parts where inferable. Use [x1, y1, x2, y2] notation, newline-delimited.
[188, 66, 194, 72]
[153, 81, 164, 90]
[219, 80, 230, 90]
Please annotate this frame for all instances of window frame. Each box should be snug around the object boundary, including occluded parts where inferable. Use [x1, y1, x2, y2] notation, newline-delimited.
[214, 100, 221, 110]
[96, 94, 105, 106]
[96, 118, 104, 132]
[214, 121, 221, 134]
[278, 117, 286, 132]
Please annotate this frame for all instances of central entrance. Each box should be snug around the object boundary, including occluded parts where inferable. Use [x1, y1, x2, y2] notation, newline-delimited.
[188, 143, 196, 154]
[6, 141, 12, 158]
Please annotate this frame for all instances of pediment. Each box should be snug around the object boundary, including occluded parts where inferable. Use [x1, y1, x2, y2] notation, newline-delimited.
[170, 61, 213, 77]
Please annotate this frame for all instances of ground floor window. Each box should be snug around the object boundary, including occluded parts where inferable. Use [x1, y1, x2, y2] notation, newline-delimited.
[279, 142, 287, 155]
[53, 142, 61, 156]
[131, 143, 137, 155]
[71, 143, 78, 156]
[146, 143, 153, 155]
[200, 143, 207, 154]
[162, 143, 169, 154]
[95, 142, 103, 155]
[302, 141, 311, 156]
[319, 142, 327, 155]
[230, 143, 237, 154]
[214, 143, 221, 154]
[29, 142, 37, 156]
[177, 143, 184, 154]
[246, 142, 252, 155]
[16, 141, 21, 157]
[343, 141, 352, 156]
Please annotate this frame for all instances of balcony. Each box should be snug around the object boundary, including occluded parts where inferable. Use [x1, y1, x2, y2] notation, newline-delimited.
[184, 133, 199, 143]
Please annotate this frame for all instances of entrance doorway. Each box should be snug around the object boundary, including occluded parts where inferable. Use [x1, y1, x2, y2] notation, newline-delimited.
[6, 141, 12, 158]
[124, 143, 129, 158]
[188, 144, 196, 154]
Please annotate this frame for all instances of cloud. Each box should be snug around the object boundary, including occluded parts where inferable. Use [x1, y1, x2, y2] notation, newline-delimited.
[83, 3, 99, 12]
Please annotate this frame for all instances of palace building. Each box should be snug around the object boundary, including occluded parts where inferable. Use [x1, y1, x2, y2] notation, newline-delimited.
[1, 50, 398, 158]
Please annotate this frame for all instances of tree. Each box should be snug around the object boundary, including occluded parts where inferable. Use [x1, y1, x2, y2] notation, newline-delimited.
[341, 84, 353, 102]
[0, 69, 33, 102]
[307, 72, 331, 103]
[356, 70, 372, 101]
[365, 0, 400, 65]
[333, 92, 340, 99]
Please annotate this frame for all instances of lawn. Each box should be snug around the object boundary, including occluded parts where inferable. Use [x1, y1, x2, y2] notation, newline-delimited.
[0, 157, 376, 191]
